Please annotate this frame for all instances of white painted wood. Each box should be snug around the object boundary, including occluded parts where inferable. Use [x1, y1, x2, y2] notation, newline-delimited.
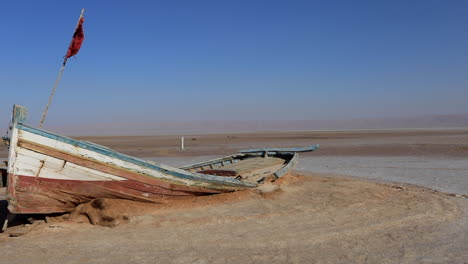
[16, 129, 221, 187]
[7, 126, 19, 175]
[14, 148, 126, 181]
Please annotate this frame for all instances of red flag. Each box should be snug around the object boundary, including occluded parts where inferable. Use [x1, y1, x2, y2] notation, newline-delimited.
[65, 17, 85, 58]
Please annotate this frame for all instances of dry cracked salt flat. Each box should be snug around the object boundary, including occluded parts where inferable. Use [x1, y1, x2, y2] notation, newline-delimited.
[297, 156, 468, 195]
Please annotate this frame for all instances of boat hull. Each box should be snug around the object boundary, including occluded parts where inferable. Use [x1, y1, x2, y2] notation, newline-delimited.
[4, 105, 318, 214]
[6, 123, 252, 214]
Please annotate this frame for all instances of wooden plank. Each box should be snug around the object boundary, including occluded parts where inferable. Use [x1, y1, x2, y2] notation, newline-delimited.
[180, 154, 244, 170]
[17, 140, 242, 192]
[221, 157, 285, 175]
[12, 105, 28, 124]
[240, 144, 319, 153]
[17, 125, 254, 188]
[15, 147, 126, 181]
[242, 164, 285, 180]
[274, 153, 299, 179]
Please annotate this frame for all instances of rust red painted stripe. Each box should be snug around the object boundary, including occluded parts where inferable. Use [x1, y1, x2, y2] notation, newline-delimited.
[8, 174, 213, 214]
[17, 140, 225, 194]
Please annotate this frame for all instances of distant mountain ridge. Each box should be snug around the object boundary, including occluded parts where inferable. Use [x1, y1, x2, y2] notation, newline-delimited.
[50, 113, 468, 136]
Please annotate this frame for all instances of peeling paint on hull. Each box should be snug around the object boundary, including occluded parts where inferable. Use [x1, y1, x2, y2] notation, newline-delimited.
[5, 105, 318, 214]
[7, 174, 223, 214]
[6, 123, 254, 214]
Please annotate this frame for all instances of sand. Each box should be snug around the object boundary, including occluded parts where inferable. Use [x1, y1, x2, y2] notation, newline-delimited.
[0, 173, 466, 263]
[0, 129, 467, 263]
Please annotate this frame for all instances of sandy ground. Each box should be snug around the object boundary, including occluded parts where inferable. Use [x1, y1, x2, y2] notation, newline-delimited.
[0, 129, 467, 263]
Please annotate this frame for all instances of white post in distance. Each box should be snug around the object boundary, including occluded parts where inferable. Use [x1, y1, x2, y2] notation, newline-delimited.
[181, 136, 185, 151]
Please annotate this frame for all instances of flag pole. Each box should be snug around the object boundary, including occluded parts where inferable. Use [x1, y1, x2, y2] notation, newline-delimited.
[39, 8, 85, 128]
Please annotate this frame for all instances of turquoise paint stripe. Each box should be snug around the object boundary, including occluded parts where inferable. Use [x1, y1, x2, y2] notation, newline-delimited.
[17, 124, 254, 188]
[179, 154, 244, 170]
[240, 144, 319, 153]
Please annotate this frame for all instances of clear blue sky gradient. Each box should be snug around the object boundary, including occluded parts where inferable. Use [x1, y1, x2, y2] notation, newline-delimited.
[1, 0, 467, 126]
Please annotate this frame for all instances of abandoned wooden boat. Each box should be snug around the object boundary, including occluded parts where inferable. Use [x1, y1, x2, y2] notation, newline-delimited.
[3, 105, 318, 214]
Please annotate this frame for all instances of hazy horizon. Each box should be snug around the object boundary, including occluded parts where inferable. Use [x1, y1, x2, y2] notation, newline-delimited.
[16, 113, 467, 136]
[1, 1, 467, 129]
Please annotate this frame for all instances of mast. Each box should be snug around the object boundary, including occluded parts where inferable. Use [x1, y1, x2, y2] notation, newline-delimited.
[39, 8, 85, 128]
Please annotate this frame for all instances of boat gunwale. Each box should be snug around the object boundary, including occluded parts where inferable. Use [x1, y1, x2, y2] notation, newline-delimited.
[15, 124, 257, 188]
[180, 152, 298, 181]
[179, 154, 247, 170]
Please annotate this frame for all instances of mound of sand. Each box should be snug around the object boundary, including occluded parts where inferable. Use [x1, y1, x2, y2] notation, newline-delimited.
[1, 173, 466, 263]
[68, 175, 291, 227]
[54, 173, 461, 234]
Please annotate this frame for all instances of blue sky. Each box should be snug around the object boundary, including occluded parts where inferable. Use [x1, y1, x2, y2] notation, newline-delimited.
[1, 0, 467, 127]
